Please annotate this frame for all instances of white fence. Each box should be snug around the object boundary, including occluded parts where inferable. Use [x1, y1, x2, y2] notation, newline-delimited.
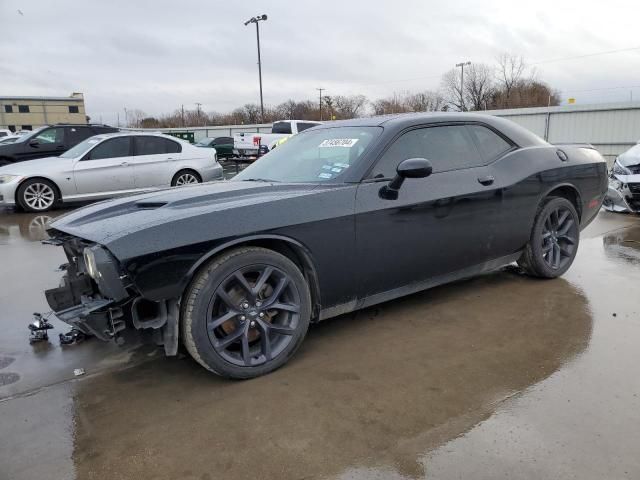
[135, 102, 640, 165]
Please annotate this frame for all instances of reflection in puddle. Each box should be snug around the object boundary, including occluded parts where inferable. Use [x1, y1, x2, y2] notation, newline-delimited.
[603, 226, 640, 265]
[0, 209, 68, 242]
[71, 272, 592, 480]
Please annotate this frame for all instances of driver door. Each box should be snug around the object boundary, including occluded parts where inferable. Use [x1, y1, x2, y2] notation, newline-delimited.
[354, 124, 505, 301]
[19, 127, 66, 161]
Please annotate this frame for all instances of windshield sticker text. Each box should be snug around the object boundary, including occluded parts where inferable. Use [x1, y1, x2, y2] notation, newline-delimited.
[318, 138, 359, 148]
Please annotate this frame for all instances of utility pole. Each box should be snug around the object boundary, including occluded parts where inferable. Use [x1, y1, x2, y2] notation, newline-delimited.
[455, 61, 471, 111]
[244, 14, 268, 122]
[123, 107, 128, 127]
[181, 104, 185, 127]
[117, 112, 120, 128]
[195, 102, 202, 125]
[316, 88, 325, 121]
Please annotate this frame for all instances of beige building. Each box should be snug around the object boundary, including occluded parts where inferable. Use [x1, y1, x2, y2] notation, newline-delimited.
[0, 93, 87, 132]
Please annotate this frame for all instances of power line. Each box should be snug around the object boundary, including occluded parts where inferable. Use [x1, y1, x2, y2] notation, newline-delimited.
[531, 46, 640, 65]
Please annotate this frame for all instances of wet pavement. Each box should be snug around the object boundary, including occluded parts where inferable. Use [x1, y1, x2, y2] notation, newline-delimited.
[1, 207, 639, 479]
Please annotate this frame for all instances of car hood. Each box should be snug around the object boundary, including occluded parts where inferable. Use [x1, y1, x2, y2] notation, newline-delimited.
[49, 180, 353, 260]
[617, 147, 640, 167]
[0, 156, 72, 175]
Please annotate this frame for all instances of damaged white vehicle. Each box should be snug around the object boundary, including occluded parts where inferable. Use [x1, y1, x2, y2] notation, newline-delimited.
[604, 143, 640, 213]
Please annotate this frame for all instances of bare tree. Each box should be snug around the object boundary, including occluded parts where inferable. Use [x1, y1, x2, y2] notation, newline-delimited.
[464, 64, 495, 111]
[496, 53, 526, 107]
[441, 68, 465, 111]
[332, 95, 367, 119]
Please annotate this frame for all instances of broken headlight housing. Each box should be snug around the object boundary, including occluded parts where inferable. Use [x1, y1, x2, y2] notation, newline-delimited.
[612, 158, 631, 176]
[83, 247, 99, 280]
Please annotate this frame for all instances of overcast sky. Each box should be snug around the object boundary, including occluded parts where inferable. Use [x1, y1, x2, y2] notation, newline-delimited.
[1, 0, 639, 124]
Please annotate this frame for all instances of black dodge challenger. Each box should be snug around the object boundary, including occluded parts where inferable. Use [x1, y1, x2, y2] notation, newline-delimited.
[44, 113, 608, 378]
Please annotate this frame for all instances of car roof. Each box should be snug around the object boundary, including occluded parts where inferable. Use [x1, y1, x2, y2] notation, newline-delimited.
[317, 112, 548, 147]
[93, 131, 186, 141]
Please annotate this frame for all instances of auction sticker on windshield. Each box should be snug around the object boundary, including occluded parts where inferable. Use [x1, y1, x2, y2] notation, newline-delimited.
[318, 138, 359, 148]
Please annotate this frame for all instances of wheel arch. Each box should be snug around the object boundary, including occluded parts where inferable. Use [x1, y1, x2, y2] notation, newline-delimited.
[15, 175, 63, 204]
[180, 234, 322, 320]
[540, 183, 583, 221]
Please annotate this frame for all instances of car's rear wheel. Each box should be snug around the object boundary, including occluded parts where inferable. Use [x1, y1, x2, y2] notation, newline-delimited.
[171, 169, 202, 187]
[16, 178, 59, 212]
[518, 197, 580, 278]
[181, 247, 312, 379]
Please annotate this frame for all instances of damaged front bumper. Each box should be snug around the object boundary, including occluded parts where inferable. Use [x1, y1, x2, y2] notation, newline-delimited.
[44, 233, 179, 354]
[603, 175, 640, 213]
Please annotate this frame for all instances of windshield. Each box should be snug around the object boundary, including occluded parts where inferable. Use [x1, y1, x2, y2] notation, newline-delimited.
[60, 136, 103, 158]
[233, 126, 381, 183]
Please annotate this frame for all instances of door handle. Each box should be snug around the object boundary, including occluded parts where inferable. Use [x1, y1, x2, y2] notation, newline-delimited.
[120, 161, 129, 166]
[477, 175, 495, 186]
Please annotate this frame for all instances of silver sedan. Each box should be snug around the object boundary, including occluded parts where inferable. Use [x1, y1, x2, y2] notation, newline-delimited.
[0, 132, 224, 212]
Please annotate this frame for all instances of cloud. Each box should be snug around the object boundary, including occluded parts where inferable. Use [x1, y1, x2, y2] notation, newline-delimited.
[1, 0, 638, 124]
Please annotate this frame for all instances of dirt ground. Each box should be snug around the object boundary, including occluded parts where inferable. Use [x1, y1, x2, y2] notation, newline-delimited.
[1, 207, 639, 480]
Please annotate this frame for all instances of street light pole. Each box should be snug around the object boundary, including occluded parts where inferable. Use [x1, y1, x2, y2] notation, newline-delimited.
[316, 87, 325, 121]
[455, 61, 471, 111]
[244, 14, 268, 122]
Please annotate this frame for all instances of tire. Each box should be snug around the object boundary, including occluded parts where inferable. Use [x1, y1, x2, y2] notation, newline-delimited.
[171, 169, 202, 187]
[518, 197, 580, 278]
[181, 246, 312, 379]
[16, 178, 59, 212]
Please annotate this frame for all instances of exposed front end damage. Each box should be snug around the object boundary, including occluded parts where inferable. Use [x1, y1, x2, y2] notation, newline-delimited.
[44, 231, 179, 355]
[603, 176, 640, 213]
[603, 150, 640, 214]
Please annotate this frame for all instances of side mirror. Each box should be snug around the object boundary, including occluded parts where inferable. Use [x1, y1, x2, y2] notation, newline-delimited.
[29, 139, 40, 147]
[380, 158, 432, 200]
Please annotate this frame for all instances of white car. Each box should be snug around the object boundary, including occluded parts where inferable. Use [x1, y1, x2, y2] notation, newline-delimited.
[0, 129, 13, 138]
[0, 132, 224, 212]
[0, 135, 19, 144]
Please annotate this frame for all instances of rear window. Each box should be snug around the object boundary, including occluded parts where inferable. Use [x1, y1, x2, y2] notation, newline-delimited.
[135, 136, 182, 155]
[272, 122, 292, 134]
[467, 125, 513, 162]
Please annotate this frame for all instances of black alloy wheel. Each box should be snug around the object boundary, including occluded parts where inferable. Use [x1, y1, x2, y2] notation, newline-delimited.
[182, 247, 311, 378]
[207, 264, 301, 367]
[518, 196, 580, 278]
[540, 205, 578, 271]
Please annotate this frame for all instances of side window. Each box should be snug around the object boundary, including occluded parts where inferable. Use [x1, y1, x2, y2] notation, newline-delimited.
[467, 125, 513, 162]
[164, 138, 181, 153]
[135, 136, 166, 155]
[87, 137, 130, 160]
[370, 125, 482, 179]
[214, 137, 232, 144]
[34, 127, 64, 144]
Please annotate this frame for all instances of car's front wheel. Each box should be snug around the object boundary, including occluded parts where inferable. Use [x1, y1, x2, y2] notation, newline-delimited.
[171, 170, 202, 187]
[181, 247, 312, 379]
[518, 197, 580, 278]
[16, 178, 59, 212]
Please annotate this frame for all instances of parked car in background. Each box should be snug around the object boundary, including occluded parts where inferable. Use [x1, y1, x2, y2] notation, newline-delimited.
[0, 129, 12, 138]
[0, 136, 19, 144]
[233, 119, 321, 156]
[43, 113, 607, 379]
[195, 136, 237, 159]
[603, 143, 640, 213]
[0, 124, 119, 166]
[0, 132, 223, 212]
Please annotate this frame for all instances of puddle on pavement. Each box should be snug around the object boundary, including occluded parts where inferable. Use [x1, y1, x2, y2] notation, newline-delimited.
[2, 209, 639, 480]
[70, 270, 592, 480]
